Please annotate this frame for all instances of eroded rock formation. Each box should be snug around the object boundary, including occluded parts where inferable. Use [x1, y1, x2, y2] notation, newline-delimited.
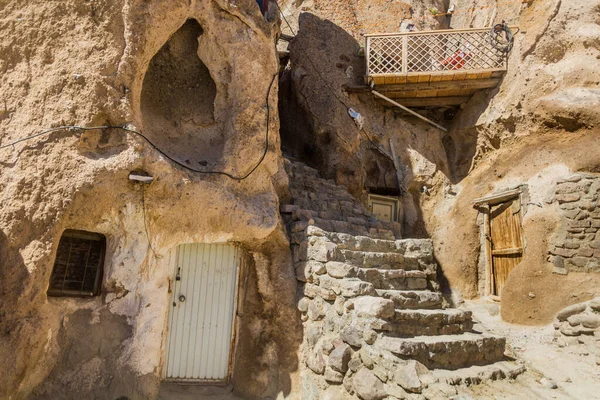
[0, 1, 298, 398]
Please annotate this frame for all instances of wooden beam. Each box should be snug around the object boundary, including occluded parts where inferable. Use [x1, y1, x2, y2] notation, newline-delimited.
[492, 247, 523, 256]
[473, 188, 522, 206]
[482, 204, 494, 296]
[377, 96, 471, 107]
[370, 78, 501, 93]
[372, 90, 448, 131]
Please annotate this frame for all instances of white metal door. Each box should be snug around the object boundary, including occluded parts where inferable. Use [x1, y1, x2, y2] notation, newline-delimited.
[165, 243, 241, 382]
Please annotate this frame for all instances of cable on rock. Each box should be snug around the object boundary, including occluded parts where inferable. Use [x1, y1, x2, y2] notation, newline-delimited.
[0, 73, 278, 181]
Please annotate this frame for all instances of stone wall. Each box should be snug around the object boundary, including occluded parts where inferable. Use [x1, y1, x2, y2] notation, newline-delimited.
[549, 174, 600, 274]
[295, 226, 443, 399]
[553, 298, 600, 366]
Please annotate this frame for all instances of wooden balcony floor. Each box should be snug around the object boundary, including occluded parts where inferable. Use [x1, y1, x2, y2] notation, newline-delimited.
[350, 70, 506, 107]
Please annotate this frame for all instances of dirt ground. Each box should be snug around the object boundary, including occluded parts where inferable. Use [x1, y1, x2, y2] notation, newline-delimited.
[453, 299, 600, 400]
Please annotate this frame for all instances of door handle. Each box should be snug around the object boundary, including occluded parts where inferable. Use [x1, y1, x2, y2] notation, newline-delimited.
[179, 295, 186, 303]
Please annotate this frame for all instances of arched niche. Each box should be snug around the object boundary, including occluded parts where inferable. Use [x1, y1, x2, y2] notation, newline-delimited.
[140, 19, 222, 168]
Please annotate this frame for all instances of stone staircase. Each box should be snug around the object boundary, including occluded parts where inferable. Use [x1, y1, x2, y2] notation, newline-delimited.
[281, 158, 524, 399]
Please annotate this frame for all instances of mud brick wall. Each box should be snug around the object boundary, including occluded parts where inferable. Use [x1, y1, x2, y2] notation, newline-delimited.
[550, 174, 600, 273]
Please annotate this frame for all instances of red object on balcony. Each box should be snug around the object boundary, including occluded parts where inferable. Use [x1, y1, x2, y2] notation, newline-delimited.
[440, 50, 472, 70]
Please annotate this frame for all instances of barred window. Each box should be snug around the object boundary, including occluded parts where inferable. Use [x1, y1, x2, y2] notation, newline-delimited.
[47, 230, 105, 297]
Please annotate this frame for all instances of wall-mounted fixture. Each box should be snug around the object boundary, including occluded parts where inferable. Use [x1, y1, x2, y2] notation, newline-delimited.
[129, 171, 154, 184]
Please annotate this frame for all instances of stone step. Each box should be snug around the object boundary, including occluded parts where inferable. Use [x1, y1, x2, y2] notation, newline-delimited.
[376, 333, 506, 370]
[317, 276, 376, 298]
[307, 219, 395, 240]
[338, 252, 429, 270]
[291, 208, 372, 224]
[429, 361, 526, 386]
[376, 289, 444, 309]
[370, 309, 474, 337]
[311, 230, 431, 256]
[355, 269, 430, 290]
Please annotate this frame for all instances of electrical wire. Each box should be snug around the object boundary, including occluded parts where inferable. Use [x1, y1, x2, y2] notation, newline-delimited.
[141, 185, 159, 259]
[0, 73, 278, 181]
[490, 21, 514, 53]
[275, 1, 296, 36]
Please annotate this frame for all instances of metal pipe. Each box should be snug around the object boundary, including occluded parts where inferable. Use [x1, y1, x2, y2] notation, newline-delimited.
[371, 90, 448, 132]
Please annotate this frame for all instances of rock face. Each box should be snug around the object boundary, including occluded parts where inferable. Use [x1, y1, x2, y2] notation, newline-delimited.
[0, 1, 298, 399]
[279, 0, 600, 326]
[284, 159, 523, 399]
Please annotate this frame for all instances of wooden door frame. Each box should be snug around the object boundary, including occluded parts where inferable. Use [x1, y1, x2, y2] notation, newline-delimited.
[473, 188, 524, 297]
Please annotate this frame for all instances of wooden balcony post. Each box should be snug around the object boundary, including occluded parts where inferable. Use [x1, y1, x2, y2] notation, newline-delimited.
[402, 36, 408, 74]
[365, 37, 371, 77]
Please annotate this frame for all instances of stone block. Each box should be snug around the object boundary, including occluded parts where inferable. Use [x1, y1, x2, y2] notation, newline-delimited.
[304, 283, 336, 301]
[560, 203, 579, 210]
[348, 357, 363, 373]
[551, 247, 575, 258]
[393, 360, 428, 393]
[552, 256, 565, 269]
[589, 240, 600, 249]
[321, 339, 335, 356]
[308, 297, 328, 321]
[280, 204, 299, 213]
[326, 261, 358, 278]
[556, 303, 588, 321]
[363, 328, 378, 345]
[563, 209, 580, 219]
[353, 297, 396, 319]
[570, 220, 591, 228]
[552, 266, 568, 275]
[307, 351, 326, 375]
[341, 325, 363, 348]
[359, 348, 375, 369]
[581, 200, 596, 211]
[561, 241, 580, 249]
[298, 297, 310, 313]
[319, 276, 375, 298]
[334, 296, 346, 316]
[293, 209, 314, 221]
[328, 343, 352, 373]
[306, 225, 326, 237]
[353, 368, 386, 400]
[291, 221, 309, 233]
[576, 212, 591, 221]
[557, 175, 582, 184]
[577, 247, 594, 257]
[574, 314, 600, 329]
[324, 367, 344, 384]
[556, 193, 581, 203]
[308, 239, 337, 262]
[589, 297, 600, 312]
[372, 366, 388, 383]
[311, 261, 327, 275]
[566, 257, 590, 268]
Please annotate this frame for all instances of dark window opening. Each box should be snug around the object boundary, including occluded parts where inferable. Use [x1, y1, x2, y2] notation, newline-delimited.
[48, 230, 106, 297]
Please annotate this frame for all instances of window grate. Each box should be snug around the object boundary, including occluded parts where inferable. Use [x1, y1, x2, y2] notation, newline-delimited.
[48, 230, 105, 297]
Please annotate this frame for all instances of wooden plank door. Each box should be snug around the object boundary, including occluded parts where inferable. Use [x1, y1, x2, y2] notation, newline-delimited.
[490, 197, 524, 296]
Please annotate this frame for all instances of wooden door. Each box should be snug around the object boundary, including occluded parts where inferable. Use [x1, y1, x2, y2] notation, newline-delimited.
[490, 197, 524, 296]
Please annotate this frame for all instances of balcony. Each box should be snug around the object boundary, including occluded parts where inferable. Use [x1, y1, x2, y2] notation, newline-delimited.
[361, 28, 510, 107]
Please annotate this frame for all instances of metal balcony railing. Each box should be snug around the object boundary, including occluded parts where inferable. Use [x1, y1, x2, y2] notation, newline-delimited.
[365, 28, 509, 78]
